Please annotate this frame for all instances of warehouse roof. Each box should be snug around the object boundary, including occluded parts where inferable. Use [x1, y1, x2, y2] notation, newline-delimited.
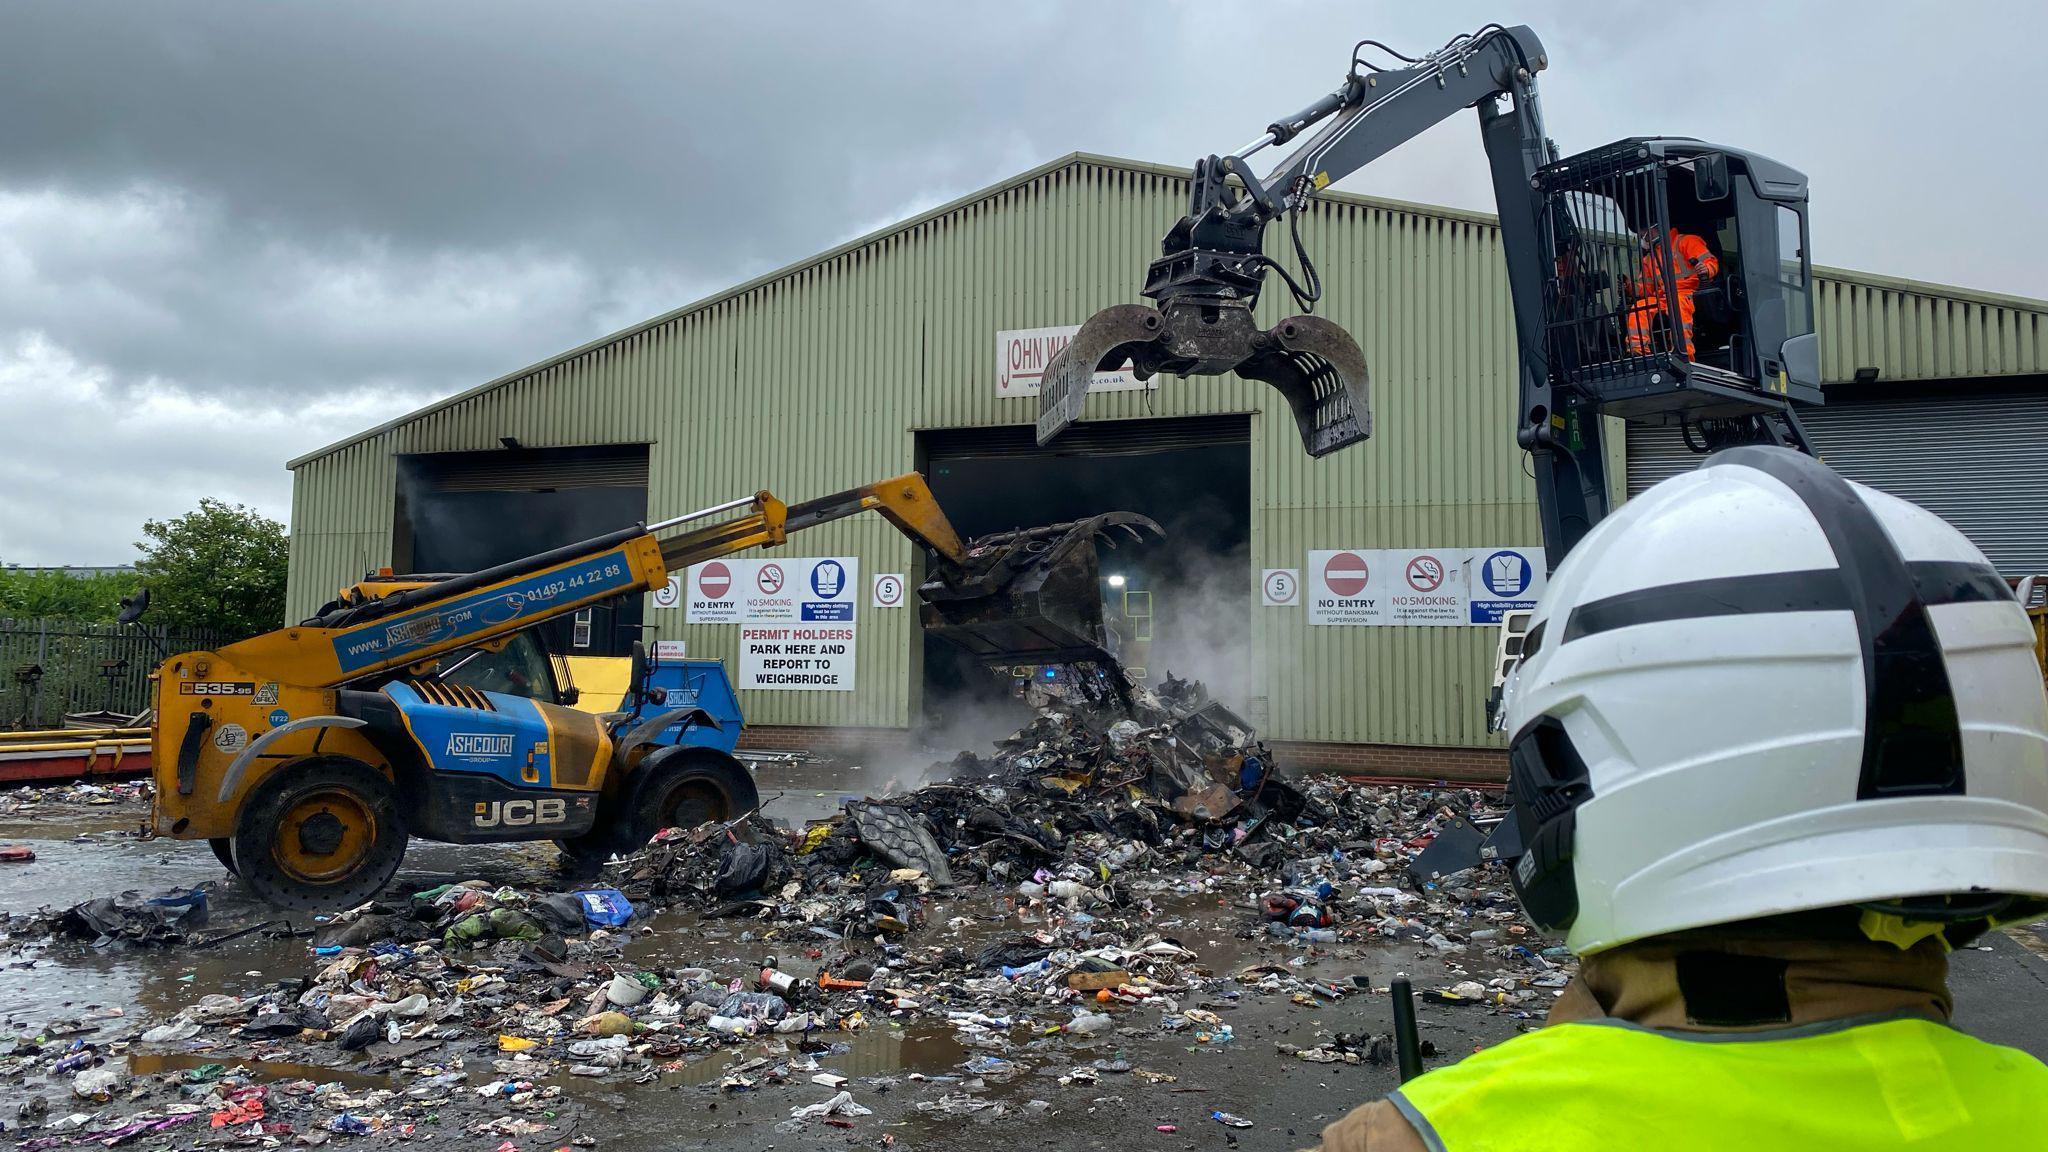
[291, 152, 2048, 469]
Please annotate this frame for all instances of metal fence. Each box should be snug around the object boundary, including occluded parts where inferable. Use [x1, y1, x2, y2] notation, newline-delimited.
[1, 618, 232, 730]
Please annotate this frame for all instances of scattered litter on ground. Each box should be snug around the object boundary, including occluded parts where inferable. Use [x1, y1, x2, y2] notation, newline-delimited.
[0, 672, 1564, 1147]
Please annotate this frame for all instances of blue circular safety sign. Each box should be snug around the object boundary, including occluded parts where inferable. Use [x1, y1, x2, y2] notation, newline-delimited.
[810, 560, 846, 597]
[1481, 550, 1532, 597]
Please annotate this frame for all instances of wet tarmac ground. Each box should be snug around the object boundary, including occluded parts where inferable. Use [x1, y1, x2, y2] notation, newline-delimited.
[2, 774, 2045, 1151]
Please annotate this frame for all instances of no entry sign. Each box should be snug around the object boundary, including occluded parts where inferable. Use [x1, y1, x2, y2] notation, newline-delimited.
[1308, 550, 1384, 625]
[1323, 552, 1372, 597]
[688, 559, 741, 623]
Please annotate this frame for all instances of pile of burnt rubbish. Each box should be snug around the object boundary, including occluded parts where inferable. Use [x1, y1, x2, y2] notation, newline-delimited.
[0, 675, 1579, 1147]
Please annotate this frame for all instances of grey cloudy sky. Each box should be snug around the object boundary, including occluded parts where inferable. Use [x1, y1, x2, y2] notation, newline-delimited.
[2, 1, 2041, 564]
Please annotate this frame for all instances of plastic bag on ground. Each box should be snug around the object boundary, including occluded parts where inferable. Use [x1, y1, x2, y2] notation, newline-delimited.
[790, 1091, 871, 1120]
[573, 888, 635, 928]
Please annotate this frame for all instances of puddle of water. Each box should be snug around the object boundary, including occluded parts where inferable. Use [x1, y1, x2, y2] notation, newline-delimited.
[128, 1049, 393, 1092]
[639, 1025, 973, 1089]
[0, 818, 576, 1036]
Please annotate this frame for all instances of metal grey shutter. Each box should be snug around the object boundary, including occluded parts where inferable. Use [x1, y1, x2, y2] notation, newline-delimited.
[1802, 392, 2048, 576]
[1624, 422, 1702, 496]
[1627, 387, 2048, 575]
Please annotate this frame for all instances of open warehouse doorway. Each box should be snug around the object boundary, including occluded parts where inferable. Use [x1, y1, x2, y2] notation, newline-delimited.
[393, 444, 650, 657]
[916, 415, 1252, 748]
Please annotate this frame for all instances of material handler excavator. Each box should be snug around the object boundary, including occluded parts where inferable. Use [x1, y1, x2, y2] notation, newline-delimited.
[1044, 22, 2046, 718]
[128, 473, 1156, 909]
[1040, 22, 1822, 570]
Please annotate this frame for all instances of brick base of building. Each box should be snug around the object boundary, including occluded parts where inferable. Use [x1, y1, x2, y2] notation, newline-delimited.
[736, 725, 1506, 785]
[735, 725, 921, 761]
[1266, 739, 1507, 785]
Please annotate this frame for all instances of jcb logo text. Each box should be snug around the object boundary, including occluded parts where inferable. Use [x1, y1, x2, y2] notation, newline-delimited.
[473, 798, 566, 827]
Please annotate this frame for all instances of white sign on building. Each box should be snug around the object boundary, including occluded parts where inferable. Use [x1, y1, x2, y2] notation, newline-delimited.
[1384, 549, 1467, 627]
[1306, 549, 1387, 625]
[686, 557, 861, 690]
[871, 573, 907, 609]
[739, 622, 857, 691]
[650, 572, 683, 610]
[1260, 568, 1301, 607]
[1306, 548, 1542, 627]
[995, 325, 1151, 398]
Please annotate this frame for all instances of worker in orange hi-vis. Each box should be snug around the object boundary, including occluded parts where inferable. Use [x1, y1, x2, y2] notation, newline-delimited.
[1624, 223, 1719, 357]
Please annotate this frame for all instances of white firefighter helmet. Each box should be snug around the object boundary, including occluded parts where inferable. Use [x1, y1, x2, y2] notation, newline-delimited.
[1500, 445, 2048, 956]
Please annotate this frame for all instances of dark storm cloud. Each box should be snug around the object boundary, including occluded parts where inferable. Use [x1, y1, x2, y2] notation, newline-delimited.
[0, 1, 2041, 563]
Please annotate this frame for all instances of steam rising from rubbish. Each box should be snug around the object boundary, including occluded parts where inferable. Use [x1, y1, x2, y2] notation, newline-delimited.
[1139, 541, 1255, 708]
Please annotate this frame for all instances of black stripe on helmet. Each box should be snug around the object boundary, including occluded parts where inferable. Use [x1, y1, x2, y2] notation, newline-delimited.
[1561, 570, 1849, 643]
[1909, 560, 2017, 607]
[1561, 561, 2011, 643]
[1708, 446, 1965, 799]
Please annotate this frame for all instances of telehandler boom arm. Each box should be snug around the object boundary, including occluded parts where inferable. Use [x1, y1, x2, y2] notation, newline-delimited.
[213, 473, 1143, 691]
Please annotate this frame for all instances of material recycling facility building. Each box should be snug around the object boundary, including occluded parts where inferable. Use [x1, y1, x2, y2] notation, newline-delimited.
[286, 154, 2048, 777]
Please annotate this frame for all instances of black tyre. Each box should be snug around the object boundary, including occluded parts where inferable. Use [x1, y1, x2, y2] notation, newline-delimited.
[619, 749, 759, 854]
[209, 837, 238, 875]
[234, 757, 407, 912]
[554, 833, 613, 873]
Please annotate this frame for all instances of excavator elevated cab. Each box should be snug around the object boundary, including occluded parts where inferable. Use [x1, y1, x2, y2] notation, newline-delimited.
[1537, 138, 1820, 429]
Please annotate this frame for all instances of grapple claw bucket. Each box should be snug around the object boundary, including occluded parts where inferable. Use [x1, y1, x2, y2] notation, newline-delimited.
[1037, 301, 1372, 459]
[918, 511, 1162, 667]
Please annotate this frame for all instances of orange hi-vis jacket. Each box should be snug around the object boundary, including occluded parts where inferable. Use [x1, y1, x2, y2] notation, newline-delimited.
[1626, 229, 1719, 357]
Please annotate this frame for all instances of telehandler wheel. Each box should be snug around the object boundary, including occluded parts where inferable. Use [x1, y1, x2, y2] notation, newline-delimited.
[619, 751, 760, 855]
[209, 838, 238, 875]
[234, 757, 407, 912]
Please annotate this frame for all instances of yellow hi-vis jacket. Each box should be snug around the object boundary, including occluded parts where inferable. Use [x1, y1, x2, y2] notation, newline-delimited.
[1392, 1013, 2046, 1150]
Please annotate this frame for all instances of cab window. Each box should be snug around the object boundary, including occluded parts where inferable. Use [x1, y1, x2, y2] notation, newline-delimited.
[1778, 205, 1814, 338]
[441, 633, 557, 702]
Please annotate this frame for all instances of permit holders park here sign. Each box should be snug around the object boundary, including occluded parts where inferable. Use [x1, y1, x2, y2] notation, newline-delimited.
[1305, 548, 1544, 626]
[685, 556, 859, 691]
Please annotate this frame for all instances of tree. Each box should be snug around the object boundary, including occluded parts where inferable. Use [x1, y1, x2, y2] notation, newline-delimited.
[134, 499, 289, 636]
[0, 567, 135, 621]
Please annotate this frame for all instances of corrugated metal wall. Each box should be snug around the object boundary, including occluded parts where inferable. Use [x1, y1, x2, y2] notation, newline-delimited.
[1814, 271, 2048, 383]
[286, 154, 2048, 749]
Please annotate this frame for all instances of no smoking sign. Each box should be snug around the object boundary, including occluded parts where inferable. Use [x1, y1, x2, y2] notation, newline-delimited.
[1404, 554, 1445, 592]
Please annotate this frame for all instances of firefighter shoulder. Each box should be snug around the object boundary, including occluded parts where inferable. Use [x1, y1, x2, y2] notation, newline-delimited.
[1323, 447, 2048, 1152]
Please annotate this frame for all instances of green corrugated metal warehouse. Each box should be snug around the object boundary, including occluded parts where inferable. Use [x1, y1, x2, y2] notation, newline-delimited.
[286, 153, 2048, 775]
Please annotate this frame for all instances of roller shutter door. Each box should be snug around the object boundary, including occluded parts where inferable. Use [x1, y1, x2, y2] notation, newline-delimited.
[1626, 388, 2048, 575]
